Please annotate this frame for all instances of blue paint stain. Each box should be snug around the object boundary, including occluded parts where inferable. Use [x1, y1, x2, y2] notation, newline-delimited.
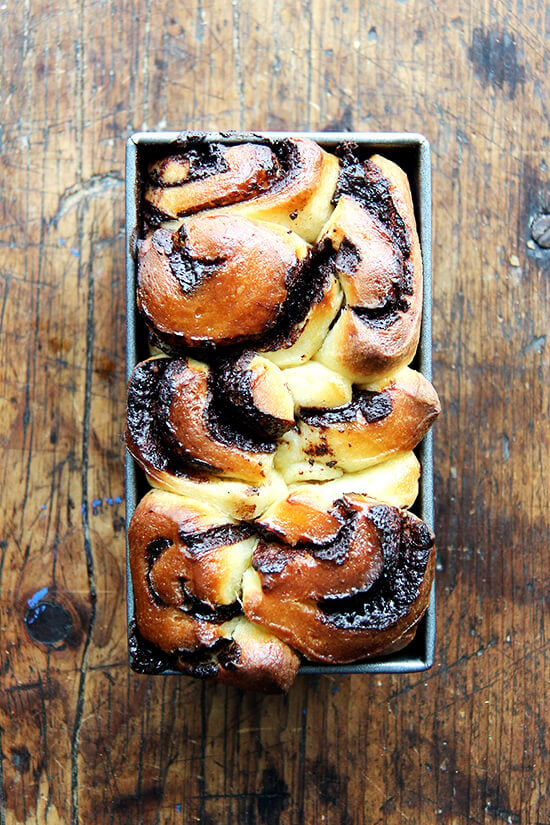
[58, 238, 65, 246]
[331, 684, 341, 695]
[175, 804, 182, 812]
[70, 248, 80, 257]
[27, 587, 49, 608]
[85, 495, 124, 515]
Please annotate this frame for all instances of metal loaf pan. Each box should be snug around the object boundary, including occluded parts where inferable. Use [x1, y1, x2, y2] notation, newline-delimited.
[125, 131, 435, 677]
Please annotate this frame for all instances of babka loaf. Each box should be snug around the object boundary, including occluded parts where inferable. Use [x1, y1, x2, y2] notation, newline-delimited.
[127, 133, 439, 692]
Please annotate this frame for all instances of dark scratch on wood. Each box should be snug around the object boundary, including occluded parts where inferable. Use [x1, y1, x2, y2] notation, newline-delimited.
[70, 210, 97, 825]
[232, 0, 245, 130]
[0, 727, 6, 825]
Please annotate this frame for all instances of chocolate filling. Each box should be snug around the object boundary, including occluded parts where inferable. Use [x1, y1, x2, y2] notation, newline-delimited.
[157, 225, 229, 296]
[253, 504, 359, 579]
[368, 505, 403, 575]
[176, 588, 242, 623]
[144, 135, 285, 225]
[127, 358, 277, 479]
[149, 142, 230, 187]
[258, 238, 337, 352]
[205, 368, 277, 454]
[213, 353, 294, 439]
[334, 237, 362, 275]
[299, 388, 393, 427]
[353, 299, 410, 329]
[126, 358, 174, 472]
[334, 143, 415, 328]
[318, 510, 434, 631]
[128, 619, 180, 674]
[176, 638, 242, 678]
[179, 522, 255, 555]
[334, 144, 411, 263]
[143, 202, 172, 228]
[128, 620, 241, 676]
[127, 359, 218, 477]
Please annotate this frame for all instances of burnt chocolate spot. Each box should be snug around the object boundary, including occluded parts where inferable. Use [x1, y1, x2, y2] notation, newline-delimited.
[468, 28, 526, 99]
[305, 440, 330, 457]
[300, 388, 393, 427]
[24, 601, 73, 646]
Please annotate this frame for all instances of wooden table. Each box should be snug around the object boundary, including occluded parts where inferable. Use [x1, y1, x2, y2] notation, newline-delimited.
[1, 1, 548, 822]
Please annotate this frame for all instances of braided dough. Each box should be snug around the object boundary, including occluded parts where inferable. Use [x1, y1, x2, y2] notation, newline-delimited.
[127, 134, 440, 692]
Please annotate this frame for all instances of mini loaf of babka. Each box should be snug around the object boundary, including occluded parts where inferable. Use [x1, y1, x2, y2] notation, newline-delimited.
[127, 133, 440, 692]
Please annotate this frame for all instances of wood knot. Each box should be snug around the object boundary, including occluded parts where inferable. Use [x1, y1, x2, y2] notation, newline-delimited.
[530, 214, 550, 249]
[23, 588, 85, 649]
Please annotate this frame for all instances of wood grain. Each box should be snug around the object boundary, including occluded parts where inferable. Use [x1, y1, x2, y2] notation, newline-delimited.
[0, 1, 548, 823]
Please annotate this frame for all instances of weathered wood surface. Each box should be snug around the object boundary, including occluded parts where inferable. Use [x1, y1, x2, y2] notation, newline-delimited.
[1, 1, 548, 822]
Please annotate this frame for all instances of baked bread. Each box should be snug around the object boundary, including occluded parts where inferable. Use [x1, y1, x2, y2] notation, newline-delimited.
[245, 494, 435, 663]
[128, 488, 300, 692]
[127, 133, 439, 692]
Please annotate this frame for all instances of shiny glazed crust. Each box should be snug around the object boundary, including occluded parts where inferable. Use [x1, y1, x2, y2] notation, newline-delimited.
[243, 497, 436, 663]
[127, 134, 439, 691]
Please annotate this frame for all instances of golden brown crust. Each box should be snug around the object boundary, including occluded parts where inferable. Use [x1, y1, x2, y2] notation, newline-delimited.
[128, 489, 300, 692]
[145, 142, 278, 217]
[225, 137, 341, 242]
[137, 215, 308, 348]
